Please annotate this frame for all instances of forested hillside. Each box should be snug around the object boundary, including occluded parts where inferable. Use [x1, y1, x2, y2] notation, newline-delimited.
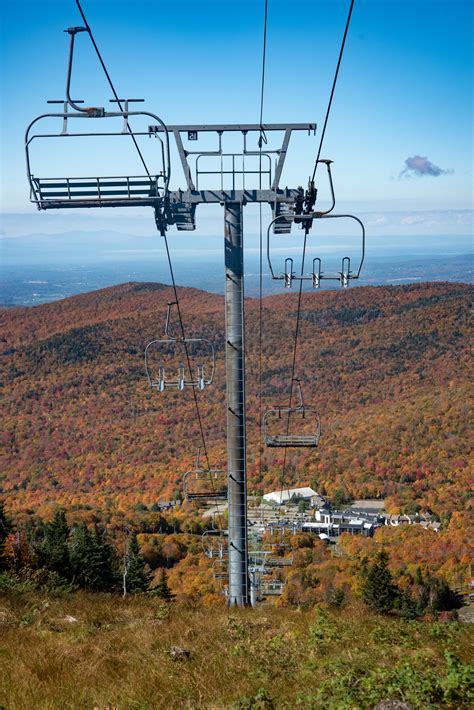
[1, 281, 472, 521]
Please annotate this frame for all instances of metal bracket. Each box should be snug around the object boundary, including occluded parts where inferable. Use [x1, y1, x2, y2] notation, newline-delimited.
[109, 99, 145, 133]
[47, 99, 84, 135]
[64, 26, 105, 116]
[147, 123, 316, 198]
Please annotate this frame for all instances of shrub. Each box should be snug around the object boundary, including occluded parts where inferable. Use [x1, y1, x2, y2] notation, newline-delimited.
[0, 569, 76, 596]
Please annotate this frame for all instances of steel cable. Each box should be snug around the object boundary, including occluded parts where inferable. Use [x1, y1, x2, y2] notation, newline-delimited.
[279, 0, 356, 500]
[311, 0, 355, 182]
[73, 2, 221, 527]
[279, 233, 308, 503]
[162, 234, 224, 531]
[257, 0, 269, 493]
[258, 0, 269, 148]
[75, 0, 151, 178]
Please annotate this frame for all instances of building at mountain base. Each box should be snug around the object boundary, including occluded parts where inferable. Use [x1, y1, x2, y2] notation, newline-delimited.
[262, 487, 325, 507]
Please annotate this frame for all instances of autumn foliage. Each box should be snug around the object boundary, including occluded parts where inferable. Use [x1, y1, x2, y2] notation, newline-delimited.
[1, 280, 471, 523]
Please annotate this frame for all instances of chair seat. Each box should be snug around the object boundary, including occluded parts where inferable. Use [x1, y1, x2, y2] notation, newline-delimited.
[265, 435, 319, 447]
[32, 175, 164, 204]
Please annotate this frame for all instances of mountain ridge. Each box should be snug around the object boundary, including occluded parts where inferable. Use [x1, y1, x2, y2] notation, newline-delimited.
[1, 280, 472, 519]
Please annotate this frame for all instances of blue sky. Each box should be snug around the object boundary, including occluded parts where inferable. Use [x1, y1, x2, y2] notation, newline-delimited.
[0, 0, 472, 236]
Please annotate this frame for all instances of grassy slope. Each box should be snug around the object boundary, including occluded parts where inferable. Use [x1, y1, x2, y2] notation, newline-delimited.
[1, 592, 473, 710]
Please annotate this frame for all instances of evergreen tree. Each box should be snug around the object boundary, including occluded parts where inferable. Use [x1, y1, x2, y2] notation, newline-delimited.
[69, 523, 93, 588]
[70, 523, 118, 591]
[0, 500, 12, 571]
[423, 573, 461, 613]
[123, 533, 152, 594]
[88, 525, 118, 592]
[361, 549, 398, 614]
[40, 509, 71, 579]
[154, 568, 173, 601]
[328, 587, 346, 609]
[414, 567, 430, 616]
[397, 589, 418, 619]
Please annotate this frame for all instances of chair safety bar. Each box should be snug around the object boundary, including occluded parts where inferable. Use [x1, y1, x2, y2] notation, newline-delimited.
[183, 470, 227, 500]
[144, 339, 215, 391]
[25, 109, 170, 210]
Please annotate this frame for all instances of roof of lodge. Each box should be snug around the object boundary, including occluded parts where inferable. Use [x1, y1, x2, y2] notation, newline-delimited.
[263, 487, 318, 501]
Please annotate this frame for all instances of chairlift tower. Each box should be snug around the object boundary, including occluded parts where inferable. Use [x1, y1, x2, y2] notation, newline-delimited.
[27, 86, 315, 607]
[25, 20, 364, 608]
[151, 122, 317, 607]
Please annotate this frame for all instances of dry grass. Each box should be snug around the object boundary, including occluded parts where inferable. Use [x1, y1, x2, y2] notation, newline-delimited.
[0, 591, 473, 709]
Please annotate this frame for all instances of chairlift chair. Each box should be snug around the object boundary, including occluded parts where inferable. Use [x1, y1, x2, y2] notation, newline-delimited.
[263, 380, 321, 448]
[212, 557, 229, 580]
[262, 526, 293, 552]
[260, 579, 285, 596]
[265, 555, 294, 567]
[183, 468, 228, 502]
[250, 568, 286, 600]
[266, 160, 365, 289]
[268, 212, 365, 289]
[183, 448, 227, 502]
[249, 550, 293, 572]
[145, 303, 216, 391]
[25, 24, 170, 215]
[202, 529, 228, 559]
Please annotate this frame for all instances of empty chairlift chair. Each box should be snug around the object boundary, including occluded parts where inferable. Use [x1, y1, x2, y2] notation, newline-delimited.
[26, 100, 170, 209]
[212, 557, 229, 580]
[263, 380, 321, 448]
[145, 303, 215, 391]
[183, 449, 227, 502]
[266, 160, 366, 289]
[183, 468, 228, 502]
[202, 529, 228, 559]
[25, 25, 170, 225]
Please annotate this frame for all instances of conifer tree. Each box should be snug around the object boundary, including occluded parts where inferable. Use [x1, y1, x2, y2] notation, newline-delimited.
[69, 523, 93, 588]
[155, 568, 173, 601]
[88, 525, 118, 592]
[397, 588, 418, 619]
[361, 549, 398, 614]
[0, 500, 12, 571]
[123, 533, 152, 595]
[40, 509, 71, 579]
[70, 523, 118, 591]
[414, 566, 430, 615]
[423, 572, 460, 613]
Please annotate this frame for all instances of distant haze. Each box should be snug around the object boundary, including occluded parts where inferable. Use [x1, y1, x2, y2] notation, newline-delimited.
[1, 208, 472, 306]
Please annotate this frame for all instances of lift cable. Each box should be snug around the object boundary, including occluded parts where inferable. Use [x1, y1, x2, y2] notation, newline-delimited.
[258, 202, 264, 487]
[311, 0, 355, 182]
[258, 0, 269, 148]
[278, 231, 309, 504]
[75, 0, 151, 178]
[257, 0, 269, 493]
[279, 0, 356, 501]
[162, 234, 224, 530]
[75, 1, 222, 529]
